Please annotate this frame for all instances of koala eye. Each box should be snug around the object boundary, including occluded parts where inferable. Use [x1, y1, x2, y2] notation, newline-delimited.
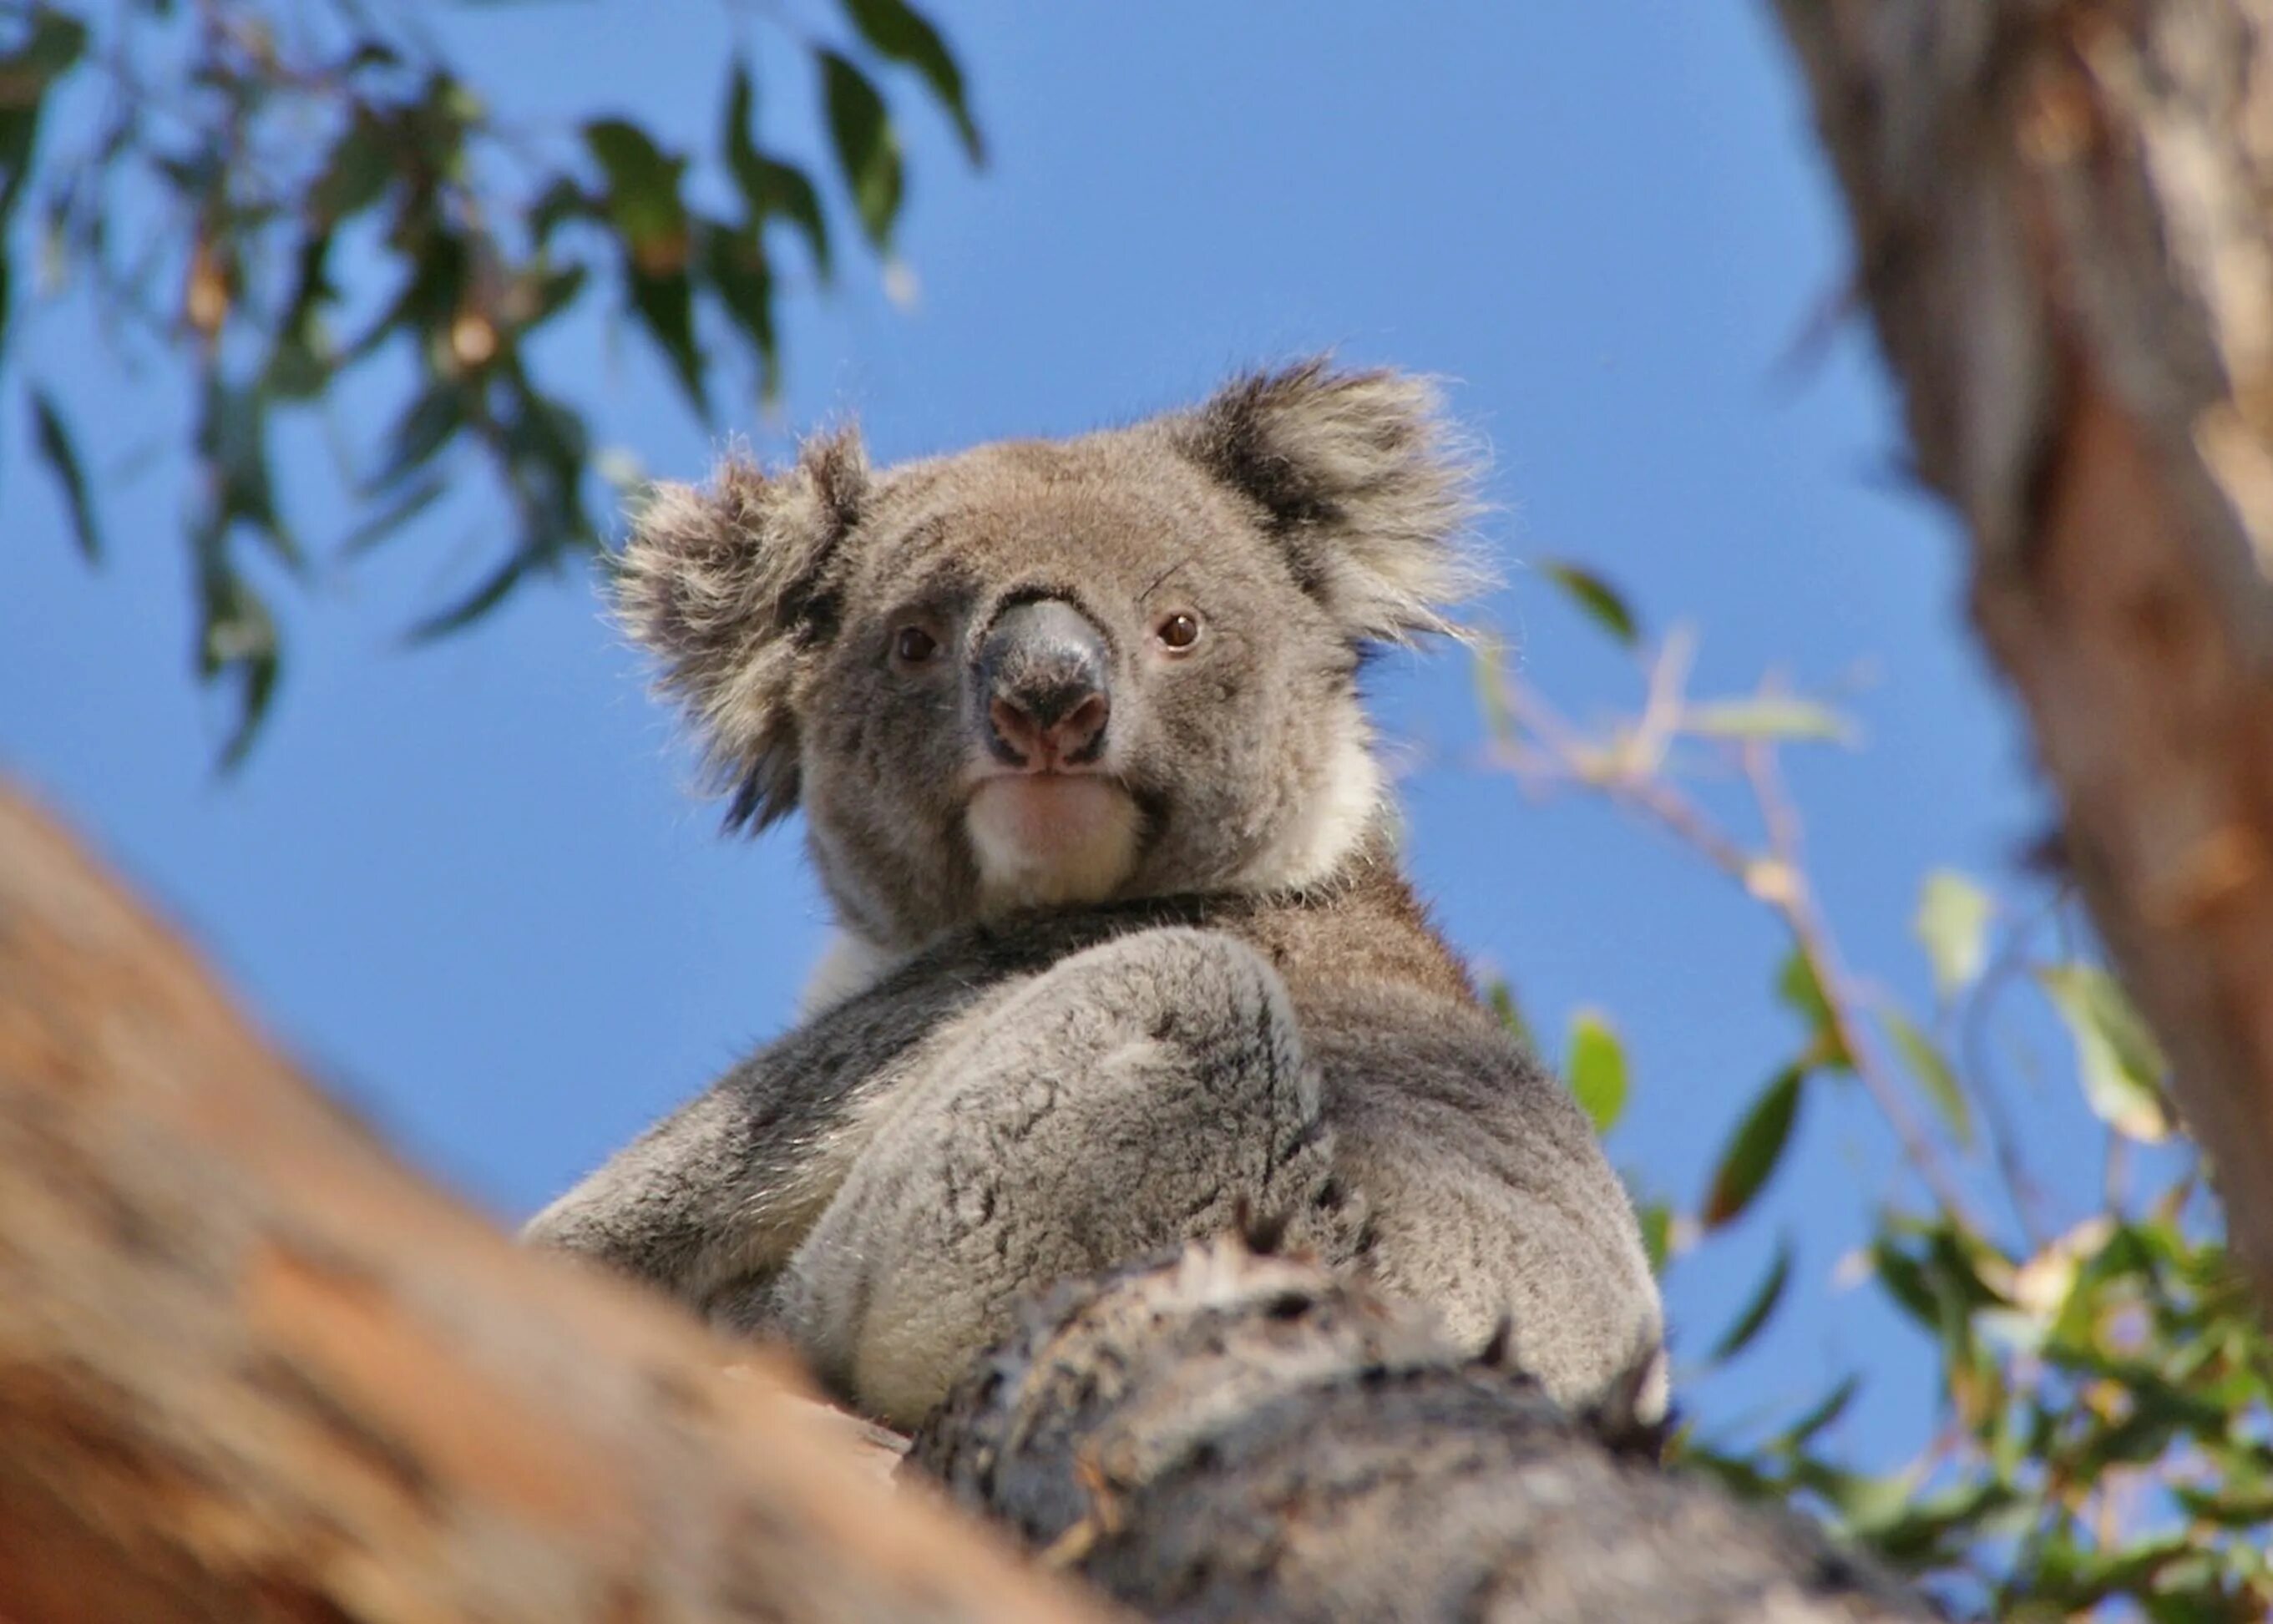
[1154, 611, 1202, 652]
[893, 625, 940, 664]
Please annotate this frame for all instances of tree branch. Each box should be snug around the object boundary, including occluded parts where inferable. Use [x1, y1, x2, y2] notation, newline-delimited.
[1770, 0, 2273, 1304]
[0, 782, 1096, 1624]
[913, 1237, 1929, 1623]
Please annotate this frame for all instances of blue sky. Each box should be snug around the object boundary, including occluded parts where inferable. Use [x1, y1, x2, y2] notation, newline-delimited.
[2, 3, 2105, 1472]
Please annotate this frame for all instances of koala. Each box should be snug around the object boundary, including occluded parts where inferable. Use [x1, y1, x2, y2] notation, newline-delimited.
[524, 360, 1667, 1430]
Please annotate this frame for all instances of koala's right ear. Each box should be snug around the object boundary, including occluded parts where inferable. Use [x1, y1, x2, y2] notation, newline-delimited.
[611, 428, 868, 832]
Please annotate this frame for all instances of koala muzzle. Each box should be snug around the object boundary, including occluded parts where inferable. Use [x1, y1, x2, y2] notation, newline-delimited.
[977, 599, 1111, 771]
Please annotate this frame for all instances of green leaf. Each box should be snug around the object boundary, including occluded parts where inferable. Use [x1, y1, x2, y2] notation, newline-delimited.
[1534, 559, 1638, 646]
[1775, 1373, 1860, 1450]
[1484, 979, 1536, 1055]
[407, 549, 536, 643]
[0, 8, 88, 225]
[368, 382, 463, 493]
[840, 0, 984, 161]
[1868, 1238, 1938, 1329]
[339, 474, 447, 558]
[1703, 1065, 1805, 1229]
[1708, 1236, 1791, 1363]
[721, 63, 833, 281]
[195, 376, 298, 572]
[1775, 949, 1852, 1070]
[701, 223, 779, 402]
[584, 117, 703, 410]
[1881, 1006, 1972, 1148]
[1565, 1008, 1629, 1136]
[2038, 964, 2172, 1143]
[627, 266, 705, 416]
[308, 111, 396, 225]
[1636, 1199, 1673, 1276]
[1915, 869, 1992, 999]
[31, 387, 99, 562]
[821, 51, 904, 251]
[1685, 697, 1856, 746]
[196, 566, 281, 772]
[584, 118, 691, 266]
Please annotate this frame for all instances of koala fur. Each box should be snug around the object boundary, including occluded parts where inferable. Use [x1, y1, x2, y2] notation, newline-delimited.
[525, 359, 1668, 1429]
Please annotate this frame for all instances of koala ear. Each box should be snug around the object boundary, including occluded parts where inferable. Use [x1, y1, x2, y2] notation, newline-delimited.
[611, 428, 868, 832]
[1176, 358, 1488, 643]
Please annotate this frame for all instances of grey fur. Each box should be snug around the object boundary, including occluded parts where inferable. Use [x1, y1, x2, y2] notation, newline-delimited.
[529, 360, 1666, 1429]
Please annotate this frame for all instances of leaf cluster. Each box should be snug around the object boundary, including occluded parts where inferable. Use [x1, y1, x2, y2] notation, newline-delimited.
[3, 0, 978, 761]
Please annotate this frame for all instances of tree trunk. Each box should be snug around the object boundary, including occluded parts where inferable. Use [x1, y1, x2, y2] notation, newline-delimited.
[1769, 0, 2273, 1303]
[0, 783, 1096, 1624]
[0, 781, 1928, 1619]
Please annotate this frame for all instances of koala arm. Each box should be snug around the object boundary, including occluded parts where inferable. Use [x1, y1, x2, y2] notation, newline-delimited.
[753, 927, 1354, 1426]
[521, 959, 997, 1302]
[1312, 986, 1668, 1423]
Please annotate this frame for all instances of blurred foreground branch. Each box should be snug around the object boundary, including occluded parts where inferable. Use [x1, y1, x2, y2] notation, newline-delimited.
[0, 782, 1088, 1623]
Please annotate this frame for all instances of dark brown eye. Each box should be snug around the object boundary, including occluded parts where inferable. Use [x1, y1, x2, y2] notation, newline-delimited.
[894, 625, 939, 663]
[1156, 611, 1202, 651]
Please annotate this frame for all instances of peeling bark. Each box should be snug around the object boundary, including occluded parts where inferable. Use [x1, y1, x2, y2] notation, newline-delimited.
[1771, 0, 2273, 1301]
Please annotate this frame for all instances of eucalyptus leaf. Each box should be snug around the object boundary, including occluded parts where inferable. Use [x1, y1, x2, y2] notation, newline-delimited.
[1775, 1374, 1860, 1450]
[1708, 1236, 1792, 1363]
[31, 387, 99, 562]
[1775, 949, 1852, 1070]
[722, 63, 834, 281]
[1484, 978, 1536, 1055]
[701, 222, 779, 402]
[1881, 1007, 1972, 1148]
[1534, 558, 1638, 646]
[1686, 697, 1856, 746]
[406, 548, 536, 643]
[822, 51, 904, 251]
[1915, 869, 1992, 999]
[2038, 964, 2172, 1143]
[308, 111, 396, 225]
[584, 119, 690, 266]
[841, 0, 984, 161]
[0, 8, 87, 224]
[1703, 1065, 1805, 1228]
[1565, 1008, 1629, 1136]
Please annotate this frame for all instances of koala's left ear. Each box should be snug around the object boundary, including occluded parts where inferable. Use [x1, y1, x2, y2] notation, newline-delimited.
[611, 428, 868, 832]
[1174, 358, 1488, 644]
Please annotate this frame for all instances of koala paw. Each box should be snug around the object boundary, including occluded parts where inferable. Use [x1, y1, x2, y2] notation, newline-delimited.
[773, 927, 1352, 1426]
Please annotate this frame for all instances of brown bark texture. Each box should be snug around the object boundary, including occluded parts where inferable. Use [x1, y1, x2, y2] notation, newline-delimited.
[911, 1237, 1929, 1623]
[0, 784, 1097, 1624]
[1770, 1, 2273, 1299]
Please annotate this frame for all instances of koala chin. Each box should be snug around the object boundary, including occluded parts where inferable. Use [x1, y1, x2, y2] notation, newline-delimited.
[524, 357, 1669, 1434]
[965, 777, 1142, 913]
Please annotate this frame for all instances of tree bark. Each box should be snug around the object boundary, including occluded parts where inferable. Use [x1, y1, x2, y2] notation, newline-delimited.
[1769, 1, 2273, 1301]
[0, 783, 1096, 1624]
[912, 1237, 1928, 1623]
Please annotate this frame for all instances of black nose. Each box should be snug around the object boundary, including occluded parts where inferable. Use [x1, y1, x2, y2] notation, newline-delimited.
[976, 599, 1111, 769]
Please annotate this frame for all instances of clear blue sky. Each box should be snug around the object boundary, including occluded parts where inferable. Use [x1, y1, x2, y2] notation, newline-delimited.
[3, 3, 2108, 1473]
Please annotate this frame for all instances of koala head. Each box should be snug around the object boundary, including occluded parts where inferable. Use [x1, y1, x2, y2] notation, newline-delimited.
[615, 359, 1484, 951]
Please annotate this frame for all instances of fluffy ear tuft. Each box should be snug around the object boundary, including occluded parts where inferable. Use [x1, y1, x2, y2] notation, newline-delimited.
[611, 428, 869, 831]
[1175, 358, 1489, 643]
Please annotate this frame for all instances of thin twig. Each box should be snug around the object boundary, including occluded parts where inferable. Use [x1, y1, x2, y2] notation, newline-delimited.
[1739, 741, 1982, 1227]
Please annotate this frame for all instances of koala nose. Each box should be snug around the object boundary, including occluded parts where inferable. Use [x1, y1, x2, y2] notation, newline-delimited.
[977, 599, 1112, 771]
